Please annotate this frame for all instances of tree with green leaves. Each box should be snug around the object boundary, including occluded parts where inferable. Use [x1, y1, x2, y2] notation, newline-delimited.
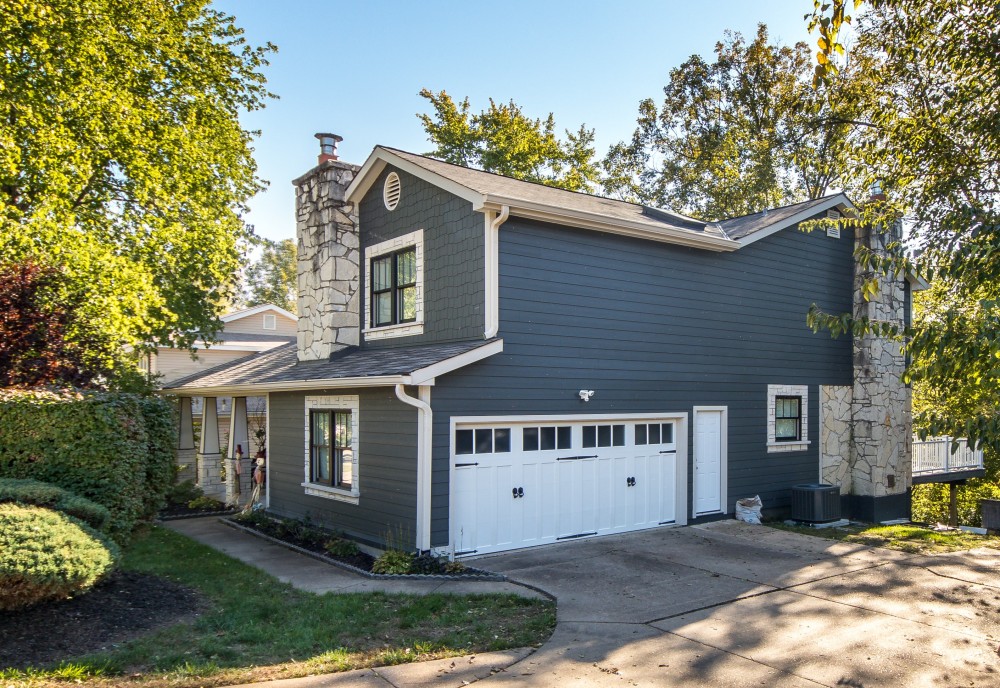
[417, 89, 600, 192]
[0, 0, 273, 387]
[602, 24, 858, 220]
[803, 0, 1000, 447]
[241, 238, 297, 314]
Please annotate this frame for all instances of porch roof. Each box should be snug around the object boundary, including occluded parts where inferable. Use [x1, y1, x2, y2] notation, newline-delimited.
[160, 339, 503, 396]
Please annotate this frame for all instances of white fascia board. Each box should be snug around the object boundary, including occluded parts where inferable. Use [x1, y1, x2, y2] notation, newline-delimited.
[161, 374, 415, 398]
[736, 194, 857, 247]
[408, 339, 504, 386]
[346, 148, 485, 207]
[221, 304, 296, 322]
[907, 273, 930, 291]
[479, 197, 739, 252]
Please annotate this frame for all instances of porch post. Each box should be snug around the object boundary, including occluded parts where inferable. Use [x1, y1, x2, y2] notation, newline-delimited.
[226, 396, 251, 506]
[175, 396, 197, 482]
[197, 396, 225, 500]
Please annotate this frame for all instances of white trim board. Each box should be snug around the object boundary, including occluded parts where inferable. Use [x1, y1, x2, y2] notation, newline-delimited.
[735, 195, 856, 247]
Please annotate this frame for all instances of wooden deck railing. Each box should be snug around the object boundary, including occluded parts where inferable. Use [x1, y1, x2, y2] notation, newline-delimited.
[912, 437, 984, 476]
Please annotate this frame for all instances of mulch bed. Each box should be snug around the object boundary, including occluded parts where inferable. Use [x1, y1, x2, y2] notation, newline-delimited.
[0, 571, 202, 671]
[158, 502, 235, 520]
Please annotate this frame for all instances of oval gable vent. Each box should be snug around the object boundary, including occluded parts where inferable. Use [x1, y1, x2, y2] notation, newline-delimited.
[383, 172, 401, 211]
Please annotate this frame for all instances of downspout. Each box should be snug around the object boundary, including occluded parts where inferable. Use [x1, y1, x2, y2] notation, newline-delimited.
[484, 205, 510, 339]
[394, 383, 433, 552]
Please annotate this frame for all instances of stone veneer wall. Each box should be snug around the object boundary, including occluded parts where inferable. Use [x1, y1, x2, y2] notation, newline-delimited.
[294, 160, 361, 361]
[820, 385, 853, 492]
[850, 222, 912, 499]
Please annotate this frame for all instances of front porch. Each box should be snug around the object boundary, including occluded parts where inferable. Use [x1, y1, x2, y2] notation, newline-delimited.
[175, 394, 265, 508]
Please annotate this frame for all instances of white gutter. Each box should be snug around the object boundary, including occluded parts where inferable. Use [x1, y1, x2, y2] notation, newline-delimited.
[394, 384, 434, 552]
[162, 374, 416, 398]
[484, 205, 510, 339]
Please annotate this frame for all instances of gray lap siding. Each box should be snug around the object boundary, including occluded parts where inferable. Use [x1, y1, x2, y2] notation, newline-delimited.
[427, 215, 855, 546]
[359, 167, 484, 348]
[267, 388, 418, 547]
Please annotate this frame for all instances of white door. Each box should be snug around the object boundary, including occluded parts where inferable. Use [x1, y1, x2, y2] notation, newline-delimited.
[451, 416, 684, 556]
[693, 408, 726, 515]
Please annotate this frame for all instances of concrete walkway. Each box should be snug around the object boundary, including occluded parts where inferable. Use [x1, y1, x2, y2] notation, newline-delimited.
[164, 518, 1000, 687]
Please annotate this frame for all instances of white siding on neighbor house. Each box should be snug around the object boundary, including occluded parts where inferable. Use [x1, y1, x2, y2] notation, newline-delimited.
[223, 312, 296, 337]
[156, 348, 254, 385]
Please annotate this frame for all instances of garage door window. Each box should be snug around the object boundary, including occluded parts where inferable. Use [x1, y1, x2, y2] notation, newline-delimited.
[635, 423, 675, 445]
[523, 426, 572, 451]
[456, 427, 511, 455]
[582, 424, 625, 448]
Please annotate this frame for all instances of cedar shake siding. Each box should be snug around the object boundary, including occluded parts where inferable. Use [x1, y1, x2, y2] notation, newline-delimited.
[267, 387, 418, 547]
[359, 167, 485, 348]
[427, 212, 857, 546]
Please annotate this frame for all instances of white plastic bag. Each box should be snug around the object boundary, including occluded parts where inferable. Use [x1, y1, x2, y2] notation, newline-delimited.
[735, 495, 763, 525]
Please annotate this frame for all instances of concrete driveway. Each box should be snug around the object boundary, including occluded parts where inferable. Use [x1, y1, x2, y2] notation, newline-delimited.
[473, 521, 1000, 687]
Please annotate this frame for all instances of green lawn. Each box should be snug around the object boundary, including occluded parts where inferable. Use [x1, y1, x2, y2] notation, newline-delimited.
[770, 521, 1000, 554]
[2, 526, 555, 688]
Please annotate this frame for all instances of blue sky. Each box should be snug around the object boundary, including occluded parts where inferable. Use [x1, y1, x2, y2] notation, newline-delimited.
[212, 1, 817, 242]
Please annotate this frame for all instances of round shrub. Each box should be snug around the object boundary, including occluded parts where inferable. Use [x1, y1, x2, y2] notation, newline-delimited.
[0, 478, 111, 532]
[0, 503, 120, 611]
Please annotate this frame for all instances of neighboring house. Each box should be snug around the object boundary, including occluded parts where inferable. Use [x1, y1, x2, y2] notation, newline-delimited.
[146, 304, 297, 386]
[164, 137, 922, 557]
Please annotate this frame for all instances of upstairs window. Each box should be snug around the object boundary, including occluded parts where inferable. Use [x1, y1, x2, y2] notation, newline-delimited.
[363, 229, 424, 339]
[371, 247, 416, 327]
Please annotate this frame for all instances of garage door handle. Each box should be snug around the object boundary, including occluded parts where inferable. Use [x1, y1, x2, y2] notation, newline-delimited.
[455, 462, 479, 467]
[512, 487, 524, 498]
[659, 450, 676, 455]
[627, 476, 636, 487]
[557, 454, 598, 461]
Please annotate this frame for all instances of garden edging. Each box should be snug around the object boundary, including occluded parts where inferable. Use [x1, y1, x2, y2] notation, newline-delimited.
[220, 517, 508, 582]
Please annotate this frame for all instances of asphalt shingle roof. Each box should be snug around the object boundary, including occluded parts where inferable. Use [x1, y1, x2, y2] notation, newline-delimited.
[716, 196, 841, 240]
[164, 339, 498, 392]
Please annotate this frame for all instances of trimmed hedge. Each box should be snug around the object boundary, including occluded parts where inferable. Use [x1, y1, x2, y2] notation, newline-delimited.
[0, 503, 120, 611]
[0, 478, 111, 532]
[0, 389, 176, 542]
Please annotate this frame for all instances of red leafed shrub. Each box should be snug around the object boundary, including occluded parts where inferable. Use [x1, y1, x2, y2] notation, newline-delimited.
[0, 261, 100, 388]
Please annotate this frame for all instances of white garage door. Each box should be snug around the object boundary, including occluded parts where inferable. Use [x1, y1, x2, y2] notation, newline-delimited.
[451, 415, 684, 556]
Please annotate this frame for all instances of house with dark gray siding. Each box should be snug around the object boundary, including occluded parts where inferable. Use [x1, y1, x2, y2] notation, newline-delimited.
[165, 136, 920, 557]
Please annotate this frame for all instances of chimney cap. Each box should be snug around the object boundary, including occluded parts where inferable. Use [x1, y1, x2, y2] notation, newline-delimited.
[315, 133, 343, 163]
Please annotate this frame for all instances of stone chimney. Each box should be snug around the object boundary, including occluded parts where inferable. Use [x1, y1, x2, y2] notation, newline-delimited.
[293, 133, 361, 361]
[848, 194, 911, 518]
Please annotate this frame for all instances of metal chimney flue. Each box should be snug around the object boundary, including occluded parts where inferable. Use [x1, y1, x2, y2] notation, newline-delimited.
[315, 132, 343, 164]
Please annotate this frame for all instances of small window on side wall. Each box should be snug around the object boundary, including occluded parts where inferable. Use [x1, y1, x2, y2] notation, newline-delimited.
[774, 396, 802, 442]
[767, 384, 809, 452]
[263, 313, 277, 330]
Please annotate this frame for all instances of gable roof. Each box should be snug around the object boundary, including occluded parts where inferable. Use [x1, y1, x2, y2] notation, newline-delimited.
[346, 147, 739, 252]
[719, 194, 856, 245]
[162, 339, 503, 396]
[346, 146, 857, 254]
[221, 304, 296, 323]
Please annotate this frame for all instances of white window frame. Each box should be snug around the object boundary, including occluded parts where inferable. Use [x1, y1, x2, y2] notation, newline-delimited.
[363, 229, 425, 340]
[262, 313, 277, 330]
[302, 395, 360, 504]
[767, 384, 810, 453]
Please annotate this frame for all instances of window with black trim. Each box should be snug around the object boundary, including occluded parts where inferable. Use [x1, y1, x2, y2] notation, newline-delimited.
[582, 424, 625, 448]
[774, 396, 802, 442]
[523, 426, 572, 451]
[371, 247, 417, 327]
[310, 409, 353, 488]
[635, 423, 675, 445]
[455, 428, 511, 455]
